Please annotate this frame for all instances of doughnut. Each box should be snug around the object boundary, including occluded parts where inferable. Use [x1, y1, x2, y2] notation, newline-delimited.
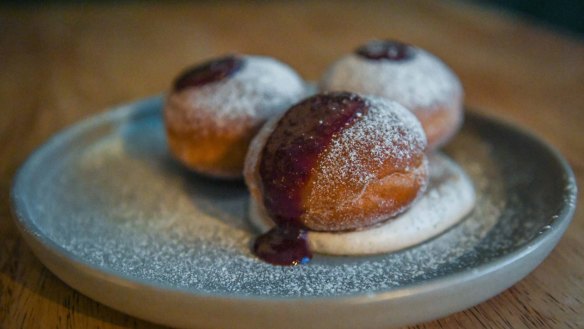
[320, 40, 464, 150]
[244, 92, 429, 265]
[164, 54, 305, 178]
[249, 153, 476, 256]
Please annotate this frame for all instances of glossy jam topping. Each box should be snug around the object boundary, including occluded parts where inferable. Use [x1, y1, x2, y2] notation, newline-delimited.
[254, 92, 367, 265]
[356, 40, 414, 61]
[253, 227, 312, 266]
[259, 92, 368, 226]
[173, 55, 243, 91]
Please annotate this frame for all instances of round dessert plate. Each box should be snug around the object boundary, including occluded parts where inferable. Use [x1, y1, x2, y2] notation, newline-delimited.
[11, 96, 577, 329]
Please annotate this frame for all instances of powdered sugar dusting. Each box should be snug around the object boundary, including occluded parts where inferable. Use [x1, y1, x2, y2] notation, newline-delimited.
[18, 99, 568, 298]
[165, 56, 305, 135]
[323, 95, 426, 180]
[321, 48, 462, 111]
[307, 96, 427, 226]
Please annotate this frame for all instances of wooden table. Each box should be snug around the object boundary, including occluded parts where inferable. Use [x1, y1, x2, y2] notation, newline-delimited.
[1, 1, 582, 328]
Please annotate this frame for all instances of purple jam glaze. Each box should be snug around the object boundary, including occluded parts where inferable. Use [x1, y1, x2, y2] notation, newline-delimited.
[173, 55, 243, 91]
[259, 92, 368, 226]
[356, 40, 414, 61]
[254, 92, 367, 266]
[253, 227, 312, 266]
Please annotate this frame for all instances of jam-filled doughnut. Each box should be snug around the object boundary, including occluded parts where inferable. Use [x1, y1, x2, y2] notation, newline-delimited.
[164, 54, 305, 178]
[244, 92, 429, 265]
[320, 40, 464, 150]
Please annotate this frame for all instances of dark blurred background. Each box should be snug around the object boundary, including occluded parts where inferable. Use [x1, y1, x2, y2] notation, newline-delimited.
[1, 0, 582, 37]
[477, 0, 583, 36]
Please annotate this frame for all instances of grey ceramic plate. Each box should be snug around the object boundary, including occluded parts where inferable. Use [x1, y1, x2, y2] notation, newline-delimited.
[11, 96, 577, 329]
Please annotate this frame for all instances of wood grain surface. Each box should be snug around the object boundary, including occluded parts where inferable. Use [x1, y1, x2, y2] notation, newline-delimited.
[1, 1, 583, 328]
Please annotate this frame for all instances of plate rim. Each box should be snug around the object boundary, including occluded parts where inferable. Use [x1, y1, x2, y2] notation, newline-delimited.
[10, 95, 578, 303]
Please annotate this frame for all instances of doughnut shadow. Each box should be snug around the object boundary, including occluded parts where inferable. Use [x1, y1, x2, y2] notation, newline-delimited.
[120, 101, 253, 232]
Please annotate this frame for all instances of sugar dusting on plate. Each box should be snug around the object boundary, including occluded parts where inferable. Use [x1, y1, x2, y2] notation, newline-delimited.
[26, 107, 513, 297]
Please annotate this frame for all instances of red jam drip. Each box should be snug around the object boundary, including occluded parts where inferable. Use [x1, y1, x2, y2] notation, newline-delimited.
[356, 40, 414, 61]
[173, 55, 243, 91]
[253, 227, 312, 266]
[255, 92, 367, 265]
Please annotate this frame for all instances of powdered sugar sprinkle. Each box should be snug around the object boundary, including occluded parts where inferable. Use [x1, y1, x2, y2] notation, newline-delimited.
[18, 97, 560, 299]
[165, 56, 306, 134]
[321, 48, 462, 111]
[307, 96, 427, 226]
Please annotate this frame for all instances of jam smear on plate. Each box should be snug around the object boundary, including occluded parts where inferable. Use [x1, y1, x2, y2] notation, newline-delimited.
[253, 227, 312, 266]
